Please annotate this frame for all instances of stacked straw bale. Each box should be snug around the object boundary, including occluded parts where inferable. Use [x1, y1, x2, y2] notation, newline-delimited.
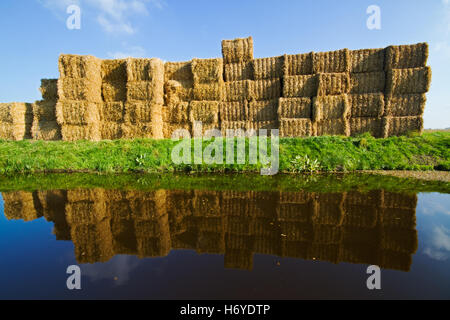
[32, 79, 61, 140]
[57, 54, 102, 141]
[0, 102, 33, 140]
[2, 191, 40, 221]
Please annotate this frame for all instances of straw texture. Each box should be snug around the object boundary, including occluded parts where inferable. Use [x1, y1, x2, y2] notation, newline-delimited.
[284, 52, 314, 76]
[224, 80, 251, 102]
[278, 98, 312, 119]
[191, 58, 224, 84]
[350, 72, 385, 94]
[348, 93, 384, 118]
[219, 101, 248, 122]
[318, 73, 350, 96]
[253, 56, 284, 80]
[279, 119, 314, 137]
[248, 99, 278, 121]
[385, 43, 428, 70]
[385, 67, 431, 95]
[221, 37, 254, 64]
[283, 75, 318, 98]
[349, 118, 383, 137]
[312, 95, 350, 122]
[190, 101, 219, 125]
[384, 94, 426, 117]
[56, 100, 101, 125]
[250, 79, 281, 100]
[314, 119, 350, 137]
[127, 58, 164, 82]
[313, 49, 351, 73]
[384, 116, 424, 136]
[350, 49, 385, 73]
[224, 62, 254, 82]
[58, 54, 102, 81]
[40, 79, 58, 101]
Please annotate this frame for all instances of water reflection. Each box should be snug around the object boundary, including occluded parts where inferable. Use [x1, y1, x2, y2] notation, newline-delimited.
[2, 189, 418, 272]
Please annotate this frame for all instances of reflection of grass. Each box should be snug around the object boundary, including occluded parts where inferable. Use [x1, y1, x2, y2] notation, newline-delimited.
[0, 131, 448, 174]
[0, 172, 448, 194]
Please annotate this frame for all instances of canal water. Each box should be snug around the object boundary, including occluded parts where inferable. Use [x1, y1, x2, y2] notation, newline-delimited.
[0, 174, 449, 299]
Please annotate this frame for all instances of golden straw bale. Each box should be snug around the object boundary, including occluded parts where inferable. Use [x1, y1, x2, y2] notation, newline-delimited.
[385, 43, 429, 70]
[163, 122, 191, 138]
[350, 72, 385, 94]
[61, 124, 101, 141]
[220, 121, 278, 136]
[166, 101, 190, 124]
[384, 94, 426, 117]
[249, 79, 281, 100]
[224, 62, 254, 82]
[122, 122, 163, 139]
[278, 97, 312, 119]
[101, 59, 127, 82]
[386, 67, 431, 95]
[219, 101, 248, 122]
[125, 101, 163, 124]
[58, 54, 102, 81]
[191, 58, 224, 84]
[100, 102, 125, 122]
[164, 80, 194, 105]
[318, 72, 351, 96]
[32, 100, 57, 122]
[248, 120, 278, 131]
[348, 93, 384, 118]
[384, 116, 423, 136]
[314, 119, 350, 136]
[57, 78, 102, 102]
[224, 80, 251, 102]
[312, 94, 350, 122]
[284, 52, 314, 76]
[350, 48, 385, 73]
[126, 80, 164, 104]
[164, 61, 193, 82]
[127, 58, 164, 82]
[283, 75, 318, 98]
[0, 102, 28, 123]
[279, 119, 314, 137]
[248, 99, 278, 121]
[56, 100, 100, 125]
[102, 81, 127, 102]
[313, 49, 351, 73]
[193, 82, 224, 101]
[101, 121, 123, 140]
[190, 101, 219, 125]
[221, 36, 253, 64]
[39, 79, 58, 101]
[349, 118, 383, 137]
[0, 123, 26, 141]
[2, 191, 38, 221]
[253, 56, 284, 80]
[192, 122, 221, 136]
[31, 120, 61, 141]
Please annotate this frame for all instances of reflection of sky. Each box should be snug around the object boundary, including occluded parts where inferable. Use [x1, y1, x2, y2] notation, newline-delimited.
[82, 255, 141, 286]
[417, 193, 450, 262]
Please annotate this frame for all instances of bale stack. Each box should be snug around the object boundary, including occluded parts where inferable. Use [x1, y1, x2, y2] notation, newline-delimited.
[31, 79, 61, 140]
[163, 61, 194, 137]
[2, 191, 40, 221]
[100, 59, 127, 139]
[124, 58, 164, 139]
[56, 55, 102, 141]
[190, 58, 223, 135]
[383, 43, 430, 136]
[0, 102, 33, 140]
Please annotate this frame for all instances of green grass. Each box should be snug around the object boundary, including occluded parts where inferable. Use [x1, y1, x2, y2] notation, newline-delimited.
[0, 131, 448, 174]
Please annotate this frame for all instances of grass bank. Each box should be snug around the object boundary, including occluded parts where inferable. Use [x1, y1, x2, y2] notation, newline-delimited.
[0, 131, 448, 174]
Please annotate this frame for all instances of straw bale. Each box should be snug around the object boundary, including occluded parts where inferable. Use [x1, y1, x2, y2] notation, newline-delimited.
[164, 61, 193, 82]
[283, 75, 318, 98]
[279, 119, 314, 137]
[342, 205, 378, 228]
[163, 122, 191, 139]
[57, 78, 102, 102]
[164, 80, 194, 104]
[61, 124, 101, 141]
[102, 81, 127, 102]
[101, 122, 123, 140]
[278, 98, 312, 119]
[248, 99, 278, 121]
[350, 48, 385, 73]
[66, 188, 106, 203]
[191, 58, 224, 84]
[379, 250, 412, 272]
[385, 43, 429, 70]
[0, 123, 26, 141]
[312, 94, 350, 122]
[2, 191, 38, 221]
[249, 79, 281, 100]
[165, 101, 190, 124]
[284, 52, 314, 76]
[58, 54, 102, 81]
[101, 59, 127, 82]
[190, 101, 219, 125]
[280, 221, 313, 241]
[127, 58, 164, 82]
[32, 100, 57, 122]
[384, 116, 424, 136]
[0, 102, 28, 123]
[314, 119, 350, 136]
[385, 67, 431, 94]
[126, 80, 164, 104]
[318, 72, 350, 96]
[253, 56, 284, 80]
[122, 122, 163, 139]
[193, 82, 224, 101]
[381, 208, 416, 229]
[382, 191, 417, 209]
[220, 121, 277, 136]
[39, 79, 58, 101]
[348, 93, 384, 118]
[279, 191, 314, 204]
[313, 49, 351, 73]
[219, 101, 248, 121]
[224, 62, 254, 81]
[349, 118, 383, 137]
[56, 100, 100, 125]
[100, 102, 125, 122]
[31, 120, 61, 141]
[350, 71, 385, 94]
[380, 228, 418, 254]
[385, 94, 426, 117]
[313, 225, 342, 244]
[224, 80, 251, 102]
[125, 101, 163, 124]
[221, 37, 253, 64]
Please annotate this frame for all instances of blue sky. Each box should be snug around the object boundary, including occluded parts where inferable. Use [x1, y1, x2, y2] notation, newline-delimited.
[0, 0, 448, 128]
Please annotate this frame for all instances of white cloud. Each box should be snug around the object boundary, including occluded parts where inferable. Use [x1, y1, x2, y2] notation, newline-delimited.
[424, 225, 450, 261]
[107, 45, 147, 59]
[81, 255, 141, 286]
